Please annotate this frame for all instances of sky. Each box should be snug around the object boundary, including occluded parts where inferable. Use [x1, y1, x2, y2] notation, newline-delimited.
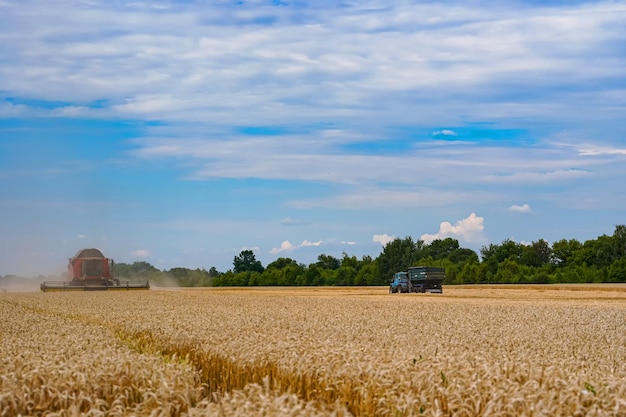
[1, 0, 625, 277]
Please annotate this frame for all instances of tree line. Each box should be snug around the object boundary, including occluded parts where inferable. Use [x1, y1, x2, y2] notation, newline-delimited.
[115, 225, 626, 287]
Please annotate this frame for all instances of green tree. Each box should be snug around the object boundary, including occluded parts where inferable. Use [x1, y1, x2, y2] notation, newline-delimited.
[608, 258, 626, 282]
[581, 235, 615, 268]
[304, 264, 324, 286]
[262, 257, 304, 286]
[213, 270, 234, 286]
[459, 260, 480, 284]
[115, 261, 162, 282]
[266, 257, 298, 270]
[282, 264, 304, 286]
[231, 271, 251, 286]
[520, 239, 552, 267]
[335, 266, 356, 286]
[116, 261, 159, 277]
[613, 225, 626, 259]
[260, 268, 281, 286]
[233, 250, 264, 274]
[320, 268, 338, 285]
[480, 239, 523, 263]
[377, 237, 421, 283]
[551, 239, 583, 267]
[341, 252, 359, 269]
[425, 238, 460, 260]
[449, 248, 479, 265]
[316, 254, 341, 270]
[354, 258, 380, 285]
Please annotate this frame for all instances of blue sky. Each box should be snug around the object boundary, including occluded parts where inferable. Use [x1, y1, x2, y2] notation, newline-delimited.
[1, 0, 625, 276]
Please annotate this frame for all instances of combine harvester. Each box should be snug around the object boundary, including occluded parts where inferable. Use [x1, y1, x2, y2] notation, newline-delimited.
[41, 248, 150, 292]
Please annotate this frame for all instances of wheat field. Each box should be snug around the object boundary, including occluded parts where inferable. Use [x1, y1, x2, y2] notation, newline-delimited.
[1, 285, 625, 416]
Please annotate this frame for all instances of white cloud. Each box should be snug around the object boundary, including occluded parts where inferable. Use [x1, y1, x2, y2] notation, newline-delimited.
[280, 217, 310, 226]
[481, 169, 591, 184]
[290, 187, 488, 210]
[509, 204, 532, 213]
[301, 240, 322, 248]
[373, 234, 395, 246]
[241, 246, 261, 252]
[0, 101, 27, 117]
[131, 249, 151, 258]
[270, 239, 322, 254]
[421, 213, 485, 244]
[76, 234, 86, 239]
[433, 129, 457, 136]
[576, 144, 626, 156]
[271, 241, 294, 254]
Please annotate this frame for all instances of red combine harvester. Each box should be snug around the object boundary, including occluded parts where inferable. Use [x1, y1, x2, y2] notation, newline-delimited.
[41, 248, 150, 292]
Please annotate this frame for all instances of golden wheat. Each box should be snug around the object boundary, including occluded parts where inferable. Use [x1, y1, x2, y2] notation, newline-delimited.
[1, 286, 625, 416]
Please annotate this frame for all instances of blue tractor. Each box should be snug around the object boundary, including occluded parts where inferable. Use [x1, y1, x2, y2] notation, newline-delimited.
[389, 272, 410, 293]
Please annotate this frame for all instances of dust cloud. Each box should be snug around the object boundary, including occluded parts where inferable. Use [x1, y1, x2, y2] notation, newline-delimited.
[0, 275, 45, 292]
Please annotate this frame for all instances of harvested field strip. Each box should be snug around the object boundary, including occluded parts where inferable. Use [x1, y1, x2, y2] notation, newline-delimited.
[115, 328, 363, 414]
